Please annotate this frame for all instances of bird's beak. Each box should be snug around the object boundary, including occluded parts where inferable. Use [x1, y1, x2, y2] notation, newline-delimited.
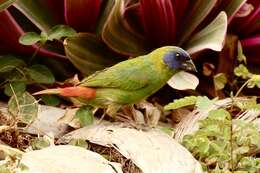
[183, 59, 197, 72]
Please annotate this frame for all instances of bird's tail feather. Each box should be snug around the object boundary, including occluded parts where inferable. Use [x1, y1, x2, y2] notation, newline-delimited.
[33, 86, 96, 99]
[33, 88, 62, 95]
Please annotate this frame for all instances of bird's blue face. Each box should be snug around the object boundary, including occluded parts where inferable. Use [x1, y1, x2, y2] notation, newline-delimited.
[163, 49, 197, 72]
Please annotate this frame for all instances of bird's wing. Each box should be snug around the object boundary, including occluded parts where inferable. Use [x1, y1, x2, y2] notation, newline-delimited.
[79, 57, 152, 91]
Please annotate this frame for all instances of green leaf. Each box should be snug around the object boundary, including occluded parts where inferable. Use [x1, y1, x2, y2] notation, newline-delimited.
[247, 75, 260, 88]
[250, 134, 260, 147]
[13, 0, 59, 32]
[41, 95, 60, 106]
[40, 31, 48, 44]
[19, 32, 41, 45]
[64, 33, 121, 75]
[19, 163, 29, 171]
[164, 96, 197, 110]
[69, 139, 88, 148]
[234, 146, 250, 155]
[48, 25, 76, 41]
[0, 144, 24, 158]
[234, 97, 258, 110]
[4, 81, 26, 96]
[223, 125, 231, 141]
[102, 0, 148, 56]
[8, 92, 38, 125]
[204, 124, 220, 133]
[239, 157, 257, 171]
[196, 96, 217, 111]
[208, 109, 231, 121]
[5, 69, 26, 82]
[0, 55, 25, 73]
[0, 0, 16, 11]
[178, 0, 218, 45]
[210, 142, 225, 154]
[0, 165, 11, 173]
[31, 137, 50, 150]
[26, 64, 55, 84]
[256, 158, 260, 168]
[158, 127, 174, 136]
[197, 138, 211, 155]
[234, 171, 249, 173]
[237, 41, 247, 63]
[185, 12, 228, 54]
[214, 73, 227, 90]
[75, 106, 94, 127]
[234, 64, 251, 79]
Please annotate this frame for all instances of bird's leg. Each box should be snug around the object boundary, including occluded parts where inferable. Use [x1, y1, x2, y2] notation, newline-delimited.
[121, 104, 145, 124]
[129, 104, 142, 123]
[97, 110, 106, 124]
[97, 104, 121, 124]
[106, 104, 121, 117]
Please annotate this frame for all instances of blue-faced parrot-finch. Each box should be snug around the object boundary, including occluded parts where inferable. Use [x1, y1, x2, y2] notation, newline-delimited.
[35, 46, 196, 116]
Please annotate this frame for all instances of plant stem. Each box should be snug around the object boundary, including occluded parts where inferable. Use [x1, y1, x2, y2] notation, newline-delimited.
[234, 79, 250, 97]
[230, 120, 234, 172]
[28, 45, 42, 64]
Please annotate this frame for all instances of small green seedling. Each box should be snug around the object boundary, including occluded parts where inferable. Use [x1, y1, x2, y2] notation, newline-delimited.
[19, 25, 76, 46]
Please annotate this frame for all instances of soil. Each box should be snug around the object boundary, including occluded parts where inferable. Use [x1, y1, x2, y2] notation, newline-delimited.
[88, 143, 141, 173]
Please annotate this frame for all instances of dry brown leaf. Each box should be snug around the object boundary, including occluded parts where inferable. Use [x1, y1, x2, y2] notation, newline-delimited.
[60, 123, 203, 173]
[18, 145, 122, 173]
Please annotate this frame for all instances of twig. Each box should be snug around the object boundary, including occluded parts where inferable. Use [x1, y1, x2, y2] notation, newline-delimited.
[9, 84, 21, 117]
[235, 79, 250, 97]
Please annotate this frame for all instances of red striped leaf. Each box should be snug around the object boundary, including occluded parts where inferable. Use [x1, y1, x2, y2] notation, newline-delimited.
[102, 0, 148, 56]
[140, 0, 176, 46]
[64, 0, 101, 32]
[231, 0, 260, 36]
[177, 0, 217, 45]
[0, 10, 32, 54]
[64, 33, 121, 75]
[241, 35, 260, 63]
[13, 0, 59, 32]
[171, 0, 189, 23]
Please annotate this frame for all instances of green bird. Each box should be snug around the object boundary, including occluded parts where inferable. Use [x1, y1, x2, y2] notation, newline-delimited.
[35, 46, 196, 116]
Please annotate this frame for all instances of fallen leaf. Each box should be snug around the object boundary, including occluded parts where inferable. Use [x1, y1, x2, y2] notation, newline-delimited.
[18, 145, 122, 173]
[60, 123, 203, 173]
[136, 101, 161, 126]
[58, 108, 80, 128]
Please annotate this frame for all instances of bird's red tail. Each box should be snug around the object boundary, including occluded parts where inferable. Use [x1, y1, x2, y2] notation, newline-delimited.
[34, 86, 96, 99]
[60, 86, 96, 99]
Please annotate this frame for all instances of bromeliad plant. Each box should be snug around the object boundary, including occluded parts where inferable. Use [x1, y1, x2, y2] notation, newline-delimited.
[0, 0, 247, 74]
[0, 0, 259, 98]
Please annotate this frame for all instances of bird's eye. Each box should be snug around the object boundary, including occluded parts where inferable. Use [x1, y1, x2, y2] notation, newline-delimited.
[175, 53, 181, 60]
